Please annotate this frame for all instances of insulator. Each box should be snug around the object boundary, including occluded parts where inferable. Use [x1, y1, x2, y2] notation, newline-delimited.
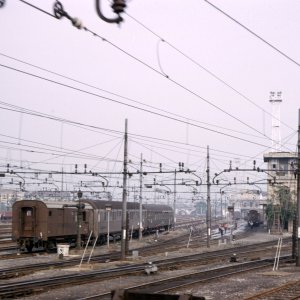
[111, 0, 126, 14]
[72, 18, 83, 29]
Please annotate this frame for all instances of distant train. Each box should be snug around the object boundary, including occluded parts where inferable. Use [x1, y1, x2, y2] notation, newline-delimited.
[246, 209, 262, 228]
[12, 199, 174, 252]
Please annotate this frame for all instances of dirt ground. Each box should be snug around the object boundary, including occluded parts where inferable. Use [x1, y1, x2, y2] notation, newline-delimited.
[4, 224, 299, 300]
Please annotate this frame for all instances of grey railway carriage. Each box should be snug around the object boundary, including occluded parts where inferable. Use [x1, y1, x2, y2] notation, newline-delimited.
[12, 199, 174, 252]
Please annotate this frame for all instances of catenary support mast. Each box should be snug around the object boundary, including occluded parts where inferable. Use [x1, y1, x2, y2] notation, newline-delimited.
[121, 119, 128, 260]
[139, 153, 143, 241]
[207, 145, 211, 248]
[296, 110, 300, 266]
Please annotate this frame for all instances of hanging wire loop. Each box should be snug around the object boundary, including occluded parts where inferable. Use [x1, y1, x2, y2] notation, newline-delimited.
[95, 0, 126, 24]
[53, 1, 83, 29]
[0, 0, 5, 8]
[53, 1, 67, 19]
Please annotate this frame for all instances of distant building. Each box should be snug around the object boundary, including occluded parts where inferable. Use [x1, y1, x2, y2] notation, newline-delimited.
[264, 151, 297, 233]
[263, 152, 297, 204]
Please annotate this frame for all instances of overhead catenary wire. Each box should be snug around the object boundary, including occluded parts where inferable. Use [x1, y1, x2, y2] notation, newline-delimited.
[0, 98, 293, 173]
[125, 12, 295, 132]
[13, 0, 283, 142]
[0, 52, 272, 142]
[0, 99, 283, 162]
[204, 0, 300, 69]
[0, 65, 279, 151]
[1, 1, 295, 192]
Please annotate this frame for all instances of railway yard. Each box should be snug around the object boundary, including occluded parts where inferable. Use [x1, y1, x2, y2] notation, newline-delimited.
[1, 220, 300, 300]
[1, 2, 300, 300]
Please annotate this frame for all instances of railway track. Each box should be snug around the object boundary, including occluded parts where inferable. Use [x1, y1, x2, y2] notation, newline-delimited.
[78, 257, 292, 300]
[0, 239, 291, 298]
[0, 229, 289, 279]
[244, 279, 300, 300]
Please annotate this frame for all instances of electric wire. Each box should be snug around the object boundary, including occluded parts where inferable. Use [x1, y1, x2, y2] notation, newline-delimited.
[0, 138, 123, 163]
[0, 64, 280, 150]
[204, 0, 300, 69]
[125, 12, 295, 132]
[2, 1, 296, 194]
[0, 53, 274, 143]
[14, 0, 281, 141]
[0, 101, 278, 162]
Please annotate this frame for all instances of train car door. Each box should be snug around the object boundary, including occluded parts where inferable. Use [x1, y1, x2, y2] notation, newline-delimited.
[20, 207, 36, 237]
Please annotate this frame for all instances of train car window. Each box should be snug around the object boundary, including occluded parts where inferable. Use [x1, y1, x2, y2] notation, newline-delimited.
[48, 211, 52, 217]
[82, 211, 86, 222]
[26, 209, 32, 216]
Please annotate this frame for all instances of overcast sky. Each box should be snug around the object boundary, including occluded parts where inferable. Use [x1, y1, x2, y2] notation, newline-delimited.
[0, 0, 299, 201]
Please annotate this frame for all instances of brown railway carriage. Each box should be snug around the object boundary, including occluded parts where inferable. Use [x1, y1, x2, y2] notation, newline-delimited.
[12, 199, 174, 251]
[12, 200, 94, 251]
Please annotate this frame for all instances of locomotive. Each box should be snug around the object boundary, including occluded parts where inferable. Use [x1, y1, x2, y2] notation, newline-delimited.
[12, 199, 174, 252]
[247, 209, 261, 228]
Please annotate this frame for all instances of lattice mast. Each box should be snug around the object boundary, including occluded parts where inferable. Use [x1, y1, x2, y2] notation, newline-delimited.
[269, 91, 282, 152]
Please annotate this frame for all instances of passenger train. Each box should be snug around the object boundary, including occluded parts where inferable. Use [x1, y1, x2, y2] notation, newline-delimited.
[12, 199, 174, 252]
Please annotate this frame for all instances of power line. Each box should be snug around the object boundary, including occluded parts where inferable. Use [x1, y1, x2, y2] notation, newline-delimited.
[14, 0, 276, 140]
[0, 52, 284, 145]
[125, 12, 295, 132]
[204, 0, 300, 69]
[19, 0, 56, 18]
[0, 52, 269, 141]
[0, 97, 295, 166]
[0, 101, 258, 161]
[0, 64, 276, 149]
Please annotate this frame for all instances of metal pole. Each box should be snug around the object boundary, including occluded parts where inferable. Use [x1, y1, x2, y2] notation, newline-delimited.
[207, 145, 211, 248]
[173, 169, 177, 229]
[107, 210, 110, 249]
[76, 190, 83, 249]
[121, 119, 128, 260]
[79, 231, 93, 268]
[139, 153, 143, 241]
[296, 109, 300, 266]
[220, 191, 223, 219]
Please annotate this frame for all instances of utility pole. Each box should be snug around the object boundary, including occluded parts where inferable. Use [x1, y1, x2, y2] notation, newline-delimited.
[139, 153, 143, 241]
[76, 189, 83, 249]
[121, 119, 128, 260]
[173, 169, 177, 229]
[220, 191, 223, 219]
[207, 145, 211, 248]
[296, 109, 300, 266]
